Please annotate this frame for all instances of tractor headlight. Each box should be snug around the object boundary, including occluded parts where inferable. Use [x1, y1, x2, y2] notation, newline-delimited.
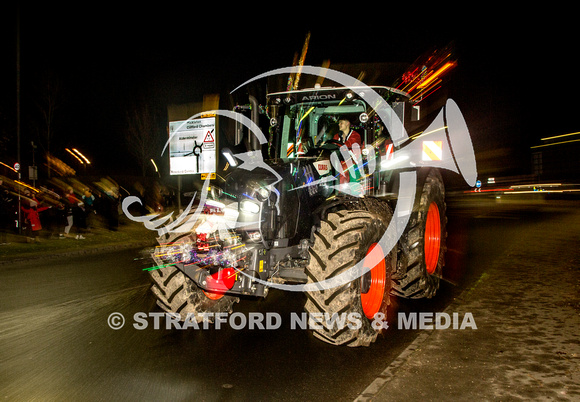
[240, 200, 260, 214]
[256, 186, 271, 202]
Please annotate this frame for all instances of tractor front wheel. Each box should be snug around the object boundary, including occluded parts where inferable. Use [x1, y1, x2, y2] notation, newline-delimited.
[305, 210, 395, 347]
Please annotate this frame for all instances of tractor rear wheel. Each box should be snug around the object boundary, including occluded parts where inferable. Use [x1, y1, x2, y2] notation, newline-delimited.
[392, 169, 447, 299]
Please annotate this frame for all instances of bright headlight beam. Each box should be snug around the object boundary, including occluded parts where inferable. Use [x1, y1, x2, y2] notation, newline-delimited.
[223, 151, 237, 167]
[205, 199, 225, 209]
[240, 200, 260, 214]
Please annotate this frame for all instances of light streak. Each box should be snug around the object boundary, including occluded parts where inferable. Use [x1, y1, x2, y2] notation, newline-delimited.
[0, 161, 17, 173]
[410, 83, 442, 103]
[463, 188, 514, 193]
[72, 148, 91, 164]
[299, 106, 315, 123]
[292, 31, 310, 90]
[510, 183, 562, 189]
[143, 261, 184, 271]
[417, 62, 456, 89]
[540, 131, 580, 141]
[530, 138, 580, 148]
[409, 126, 448, 140]
[15, 180, 40, 193]
[65, 148, 84, 164]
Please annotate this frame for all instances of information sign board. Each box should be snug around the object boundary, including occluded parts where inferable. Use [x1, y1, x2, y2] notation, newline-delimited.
[168, 117, 216, 175]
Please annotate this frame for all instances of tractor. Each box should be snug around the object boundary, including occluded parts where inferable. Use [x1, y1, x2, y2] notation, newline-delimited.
[147, 69, 475, 346]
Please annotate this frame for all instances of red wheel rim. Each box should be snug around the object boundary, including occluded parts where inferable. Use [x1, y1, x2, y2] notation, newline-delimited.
[360, 243, 387, 319]
[424, 202, 441, 274]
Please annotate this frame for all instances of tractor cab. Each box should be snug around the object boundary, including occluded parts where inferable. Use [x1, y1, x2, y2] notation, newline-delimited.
[265, 86, 412, 197]
[268, 86, 410, 152]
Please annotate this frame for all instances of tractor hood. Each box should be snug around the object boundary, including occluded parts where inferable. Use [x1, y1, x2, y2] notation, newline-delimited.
[216, 157, 332, 247]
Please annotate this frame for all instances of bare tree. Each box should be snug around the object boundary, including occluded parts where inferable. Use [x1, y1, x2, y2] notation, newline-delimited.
[125, 100, 158, 177]
[36, 72, 64, 178]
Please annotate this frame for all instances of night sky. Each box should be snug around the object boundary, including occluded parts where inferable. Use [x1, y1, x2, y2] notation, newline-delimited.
[1, 6, 577, 181]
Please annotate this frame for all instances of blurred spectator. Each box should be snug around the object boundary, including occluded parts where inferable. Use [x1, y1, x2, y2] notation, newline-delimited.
[103, 189, 120, 231]
[82, 188, 96, 229]
[73, 200, 87, 234]
[21, 193, 50, 243]
[48, 202, 67, 239]
[63, 188, 85, 240]
[0, 178, 14, 244]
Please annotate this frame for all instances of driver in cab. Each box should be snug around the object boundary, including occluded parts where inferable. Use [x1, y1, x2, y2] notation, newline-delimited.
[329, 116, 362, 149]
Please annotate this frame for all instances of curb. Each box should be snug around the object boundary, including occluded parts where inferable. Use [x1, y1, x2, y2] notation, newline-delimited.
[353, 282, 477, 401]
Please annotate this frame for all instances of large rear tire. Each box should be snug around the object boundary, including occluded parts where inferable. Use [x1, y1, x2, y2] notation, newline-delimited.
[305, 210, 395, 347]
[392, 169, 447, 299]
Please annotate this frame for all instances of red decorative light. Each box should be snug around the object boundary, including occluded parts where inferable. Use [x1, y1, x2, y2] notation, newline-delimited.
[205, 268, 236, 293]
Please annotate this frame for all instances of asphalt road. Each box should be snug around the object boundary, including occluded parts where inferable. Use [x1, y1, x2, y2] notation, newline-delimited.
[0, 196, 577, 401]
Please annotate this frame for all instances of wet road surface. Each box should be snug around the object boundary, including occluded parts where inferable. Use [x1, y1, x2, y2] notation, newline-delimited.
[0, 197, 577, 401]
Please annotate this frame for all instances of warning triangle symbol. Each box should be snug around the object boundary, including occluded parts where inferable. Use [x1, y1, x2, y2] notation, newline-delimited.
[204, 131, 215, 142]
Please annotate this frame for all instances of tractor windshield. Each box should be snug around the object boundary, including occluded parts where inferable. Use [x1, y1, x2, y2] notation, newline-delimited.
[279, 99, 367, 159]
